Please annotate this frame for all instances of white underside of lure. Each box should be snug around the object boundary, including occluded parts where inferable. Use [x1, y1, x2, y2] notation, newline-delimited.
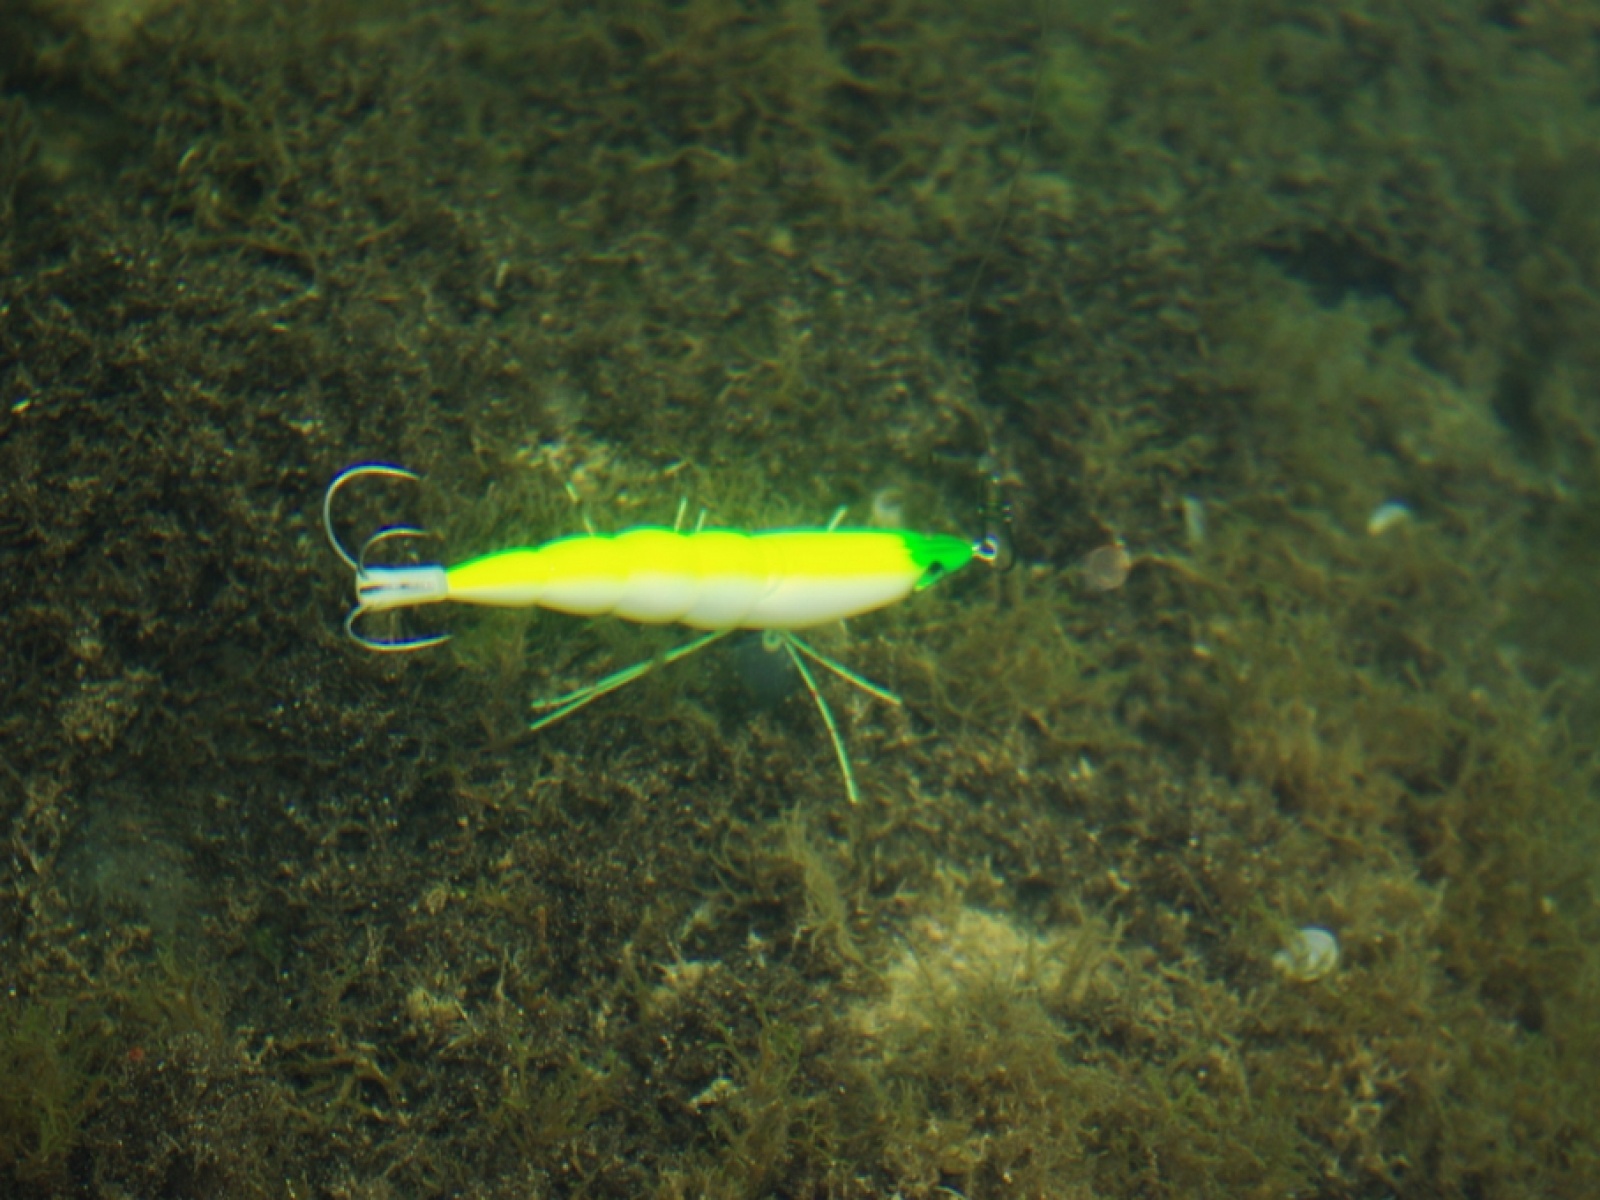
[447, 554, 916, 630]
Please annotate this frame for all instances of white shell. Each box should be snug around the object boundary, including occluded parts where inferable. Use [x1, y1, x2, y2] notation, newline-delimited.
[1273, 926, 1340, 981]
[1367, 501, 1413, 537]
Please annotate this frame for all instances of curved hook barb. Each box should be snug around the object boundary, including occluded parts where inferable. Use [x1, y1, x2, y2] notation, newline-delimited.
[323, 463, 422, 570]
[323, 463, 451, 652]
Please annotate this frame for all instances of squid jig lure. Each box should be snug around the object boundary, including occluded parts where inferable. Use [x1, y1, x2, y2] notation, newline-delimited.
[324, 463, 1010, 804]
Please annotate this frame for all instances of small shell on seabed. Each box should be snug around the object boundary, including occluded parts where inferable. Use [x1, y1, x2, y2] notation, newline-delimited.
[1273, 926, 1340, 982]
[1079, 542, 1133, 592]
[1367, 500, 1413, 537]
[869, 487, 905, 529]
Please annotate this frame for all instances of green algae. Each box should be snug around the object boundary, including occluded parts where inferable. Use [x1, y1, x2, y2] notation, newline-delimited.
[1, 0, 1598, 1196]
[0, 995, 114, 1182]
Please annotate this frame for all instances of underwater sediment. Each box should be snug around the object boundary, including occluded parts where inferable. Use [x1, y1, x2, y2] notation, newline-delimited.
[1, 1, 1597, 1196]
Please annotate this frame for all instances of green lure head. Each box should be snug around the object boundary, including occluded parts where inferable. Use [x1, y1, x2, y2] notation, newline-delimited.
[904, 532, 977, 591]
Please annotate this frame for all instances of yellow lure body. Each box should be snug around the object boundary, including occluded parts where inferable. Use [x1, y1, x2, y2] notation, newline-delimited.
[442, 528, 973, 630]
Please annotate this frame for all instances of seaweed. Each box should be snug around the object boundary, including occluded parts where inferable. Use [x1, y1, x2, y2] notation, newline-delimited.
[0, 995, 114, 1183]
[2, 0, 1599, 1195]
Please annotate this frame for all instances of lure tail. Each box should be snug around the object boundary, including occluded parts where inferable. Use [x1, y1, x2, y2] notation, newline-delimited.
[355, 563, 449, 614]
[323, 463, 452, 650]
